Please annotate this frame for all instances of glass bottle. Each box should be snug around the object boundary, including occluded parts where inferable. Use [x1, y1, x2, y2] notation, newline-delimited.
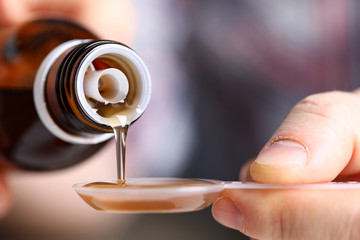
[0, 19, 151, 170]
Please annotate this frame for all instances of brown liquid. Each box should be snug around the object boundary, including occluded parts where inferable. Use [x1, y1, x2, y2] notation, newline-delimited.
[0, 19, 106, 170]
[113, 126, 128, 183]
[82, 55, 143, 182]
[75, 179, 223, 213]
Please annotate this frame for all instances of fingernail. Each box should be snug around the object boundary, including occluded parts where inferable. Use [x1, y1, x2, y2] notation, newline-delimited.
[212, 198, 244, 231]
[255, 140, 307, 165]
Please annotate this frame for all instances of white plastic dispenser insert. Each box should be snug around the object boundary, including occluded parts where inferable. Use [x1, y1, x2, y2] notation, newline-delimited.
[84, 67, 129, 104]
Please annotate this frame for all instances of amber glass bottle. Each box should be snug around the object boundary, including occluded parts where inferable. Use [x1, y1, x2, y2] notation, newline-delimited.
[0, 19, 151, 170]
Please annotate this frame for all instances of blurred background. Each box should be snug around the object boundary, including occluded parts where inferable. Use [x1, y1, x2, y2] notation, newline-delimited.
[0, 0, 359, 239]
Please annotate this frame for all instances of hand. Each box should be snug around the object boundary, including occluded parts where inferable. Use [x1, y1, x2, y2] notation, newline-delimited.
[212, 90, 360, 239]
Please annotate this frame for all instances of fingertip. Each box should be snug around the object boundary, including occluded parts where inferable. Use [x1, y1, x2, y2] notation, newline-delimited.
[239, 160, 254, 182]
[250, 161, 307, 184]
[212, 198, 244, 231]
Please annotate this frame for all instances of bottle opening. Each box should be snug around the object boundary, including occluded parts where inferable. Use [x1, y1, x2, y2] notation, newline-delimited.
[34, 40, 151, 144]
[84, 67, 129, 104]
[75, 42, 151, 128]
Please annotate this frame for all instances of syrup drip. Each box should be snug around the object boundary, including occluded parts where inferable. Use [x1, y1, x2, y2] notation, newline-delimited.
[113, 125, 128, 184]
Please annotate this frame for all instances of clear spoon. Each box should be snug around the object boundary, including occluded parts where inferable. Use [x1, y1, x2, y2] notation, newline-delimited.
[73, 179, 360, 213]
[73, 178, 224, 213]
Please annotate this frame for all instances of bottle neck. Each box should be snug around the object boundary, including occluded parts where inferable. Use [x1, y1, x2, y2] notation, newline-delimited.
[34, 39, 151, 144]
[46, 40, 114, 135]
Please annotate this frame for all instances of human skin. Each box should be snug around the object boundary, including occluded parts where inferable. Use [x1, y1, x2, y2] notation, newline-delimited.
[212, 90, 360, 240]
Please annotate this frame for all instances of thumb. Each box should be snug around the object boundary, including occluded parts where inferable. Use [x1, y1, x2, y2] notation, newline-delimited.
[251, 90, 360, 184]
